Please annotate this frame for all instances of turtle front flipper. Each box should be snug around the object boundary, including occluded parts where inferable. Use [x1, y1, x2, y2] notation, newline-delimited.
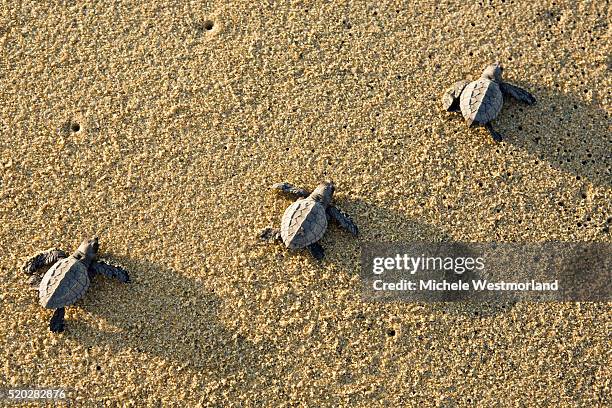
[500, 82, 536, 105]
[327, 206, 358, 236]
[49, 307, 65, 333]
[90, 260, 130, 283]
[22, 249, 68, 275]
[442, 80, 468, 112]
[308, 243, 325, 260]
[272, 182, 310, 198]
[485, 123, 503, 142]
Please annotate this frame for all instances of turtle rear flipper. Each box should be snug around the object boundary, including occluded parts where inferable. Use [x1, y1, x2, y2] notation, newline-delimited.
[327, 206, 358, 236]
[485, 123, 503, 142]
[29, 274, 43, 290]
[22, 249, 67, 275]
[50, 307, 65, 333]
[260, 227, 282, 242]
[272, 182, 310, 198]
[442, 80, 468, 112]
[91, 260, 130, 283]
[308, 243, 325, 260]
[500, 82, 536, 105]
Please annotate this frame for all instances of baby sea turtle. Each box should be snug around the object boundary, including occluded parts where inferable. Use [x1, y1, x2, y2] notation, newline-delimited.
[442, 62, 536, 142]
[22, 236, 130, 333]
[260, 180, 358, 260]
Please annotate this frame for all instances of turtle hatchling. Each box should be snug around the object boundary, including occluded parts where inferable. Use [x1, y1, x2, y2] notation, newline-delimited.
[260, 180, 358, 260]
[22, 236, 130, 333]
[442, 62, 536, 142]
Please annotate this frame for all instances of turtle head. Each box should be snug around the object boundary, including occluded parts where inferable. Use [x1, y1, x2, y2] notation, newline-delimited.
[311, 180, 335, 206]
[481, 62, 503, 82]
[75, 236, 99, 260]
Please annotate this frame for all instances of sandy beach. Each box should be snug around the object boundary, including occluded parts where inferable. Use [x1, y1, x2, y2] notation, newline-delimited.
[0, 0, 610, 406]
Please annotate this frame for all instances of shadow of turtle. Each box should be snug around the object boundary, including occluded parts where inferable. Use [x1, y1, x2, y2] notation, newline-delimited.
[253, 195, 449, 267]
[546, 242, 611, 302]
[327, 198, 514, 317]
[67, 258, 275, 396]
[496, 85, 611, 188]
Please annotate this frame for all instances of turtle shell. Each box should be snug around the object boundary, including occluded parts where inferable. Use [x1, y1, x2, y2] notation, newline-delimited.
[280, 198, 328, 249]
[459, 78, 503, 126]
[39, 257, 90, 309]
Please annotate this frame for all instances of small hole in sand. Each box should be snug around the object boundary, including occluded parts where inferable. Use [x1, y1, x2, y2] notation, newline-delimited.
[203, 20, 214, 31]
[71, 123, 80, 132]
[386, 329, 395, 337]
